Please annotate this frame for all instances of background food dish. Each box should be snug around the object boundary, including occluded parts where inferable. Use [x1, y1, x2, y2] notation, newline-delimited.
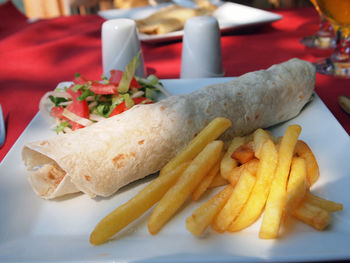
[0, 77, 349, 262]
[98, 1, 283, 43]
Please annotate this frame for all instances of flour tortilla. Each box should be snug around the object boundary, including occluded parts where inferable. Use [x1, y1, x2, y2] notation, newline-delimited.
[22, 58, 315, 199]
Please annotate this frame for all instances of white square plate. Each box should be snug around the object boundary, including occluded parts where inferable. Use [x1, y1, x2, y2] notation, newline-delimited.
[98, 2, 283, 43]
[0, 77, 349, 262]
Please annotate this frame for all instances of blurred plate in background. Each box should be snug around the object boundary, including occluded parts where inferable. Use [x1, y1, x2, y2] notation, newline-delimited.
[98, 1, 282, 43]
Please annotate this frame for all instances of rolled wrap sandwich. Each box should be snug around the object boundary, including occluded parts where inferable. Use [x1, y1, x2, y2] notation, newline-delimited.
[22, 58, 315, 199]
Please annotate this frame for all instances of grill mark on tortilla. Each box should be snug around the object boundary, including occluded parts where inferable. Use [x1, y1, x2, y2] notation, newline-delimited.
[46, 165, 66, 185]
[113, 154, 126, 168]
[84, 175, 91, 181]
[255, 112, 260, 120]
[113, 153, 136, 168]
[138, 140, 145, 145]
[55, 173, 66, 185]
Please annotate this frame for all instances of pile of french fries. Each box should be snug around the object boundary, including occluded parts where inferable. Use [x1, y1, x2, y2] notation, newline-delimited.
[90, 117, 343, 245]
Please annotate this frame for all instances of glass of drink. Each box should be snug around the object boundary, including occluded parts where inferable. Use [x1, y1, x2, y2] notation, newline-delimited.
[313, 0, 350, 77]
[301, 16, 335, 49]
[301, 0, 335, 49]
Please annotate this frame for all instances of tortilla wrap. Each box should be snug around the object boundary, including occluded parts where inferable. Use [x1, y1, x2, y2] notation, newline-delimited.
[22, 58, 315, 199]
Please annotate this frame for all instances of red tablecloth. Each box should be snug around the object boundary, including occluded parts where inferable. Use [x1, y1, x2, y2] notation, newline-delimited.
[0, 1, 349, 162]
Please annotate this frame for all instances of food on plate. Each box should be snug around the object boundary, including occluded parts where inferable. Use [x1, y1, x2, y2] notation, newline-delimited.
[91, 121, 343, 245]
[148, 140, 223, 234]
[211, 165, 256, 233]
[228, 139, 278, 232]
[114, 0, 149, 9]
[192, 156, 221, 201]
[91, 117, 230, 244]
[22, 58, 315, 199]
[135, 0, 217, 35]
[39, 54, 164, 134]
[294, 140, 320, 186]
[90, 161, 190, 245]
[303, 191, 343, 212]
[292, 202, 331, 231]
[259, 124, 301, 239]
[220, 136, 245, 180]
[187, 125, 343, 238]
[284, 157, 307, 219]
[159, 117, 231, 177]
[186, 185, 233, 237]
[208, 173, 228, 188]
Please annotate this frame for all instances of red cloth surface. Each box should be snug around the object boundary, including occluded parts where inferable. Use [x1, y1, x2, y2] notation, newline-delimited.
[0, 1, 349, 162]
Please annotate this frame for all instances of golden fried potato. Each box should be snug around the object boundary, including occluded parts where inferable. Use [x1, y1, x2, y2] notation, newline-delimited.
[227, 158, 259, 187]
[160, 117, 231, 177]
[253, 128, 275, 159]
[284, 157, 307, 219]
[293, 201, 331, 230]
[259, 125, 301, 239]
[220, 136, 245, 179]
[90, 161, 190, 245]
[304, 192, 343, 212]
[294, 140, 320, 187]
[209, 173, 228, 188]
[231, 142, 255, 164]
[212, 167, 256, 232]
[148, 140, 223, 234]
[186, 185, 233, 236]
[192, 154, 222, 201]
[228, 139, 278, 232]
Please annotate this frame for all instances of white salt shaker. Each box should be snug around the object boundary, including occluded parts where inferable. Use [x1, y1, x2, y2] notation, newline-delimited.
[102, 19, 146, 78]
[180, 16, 224, 78]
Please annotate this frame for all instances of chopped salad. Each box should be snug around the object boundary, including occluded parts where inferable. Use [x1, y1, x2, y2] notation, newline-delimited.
[40, 54, 167, 134]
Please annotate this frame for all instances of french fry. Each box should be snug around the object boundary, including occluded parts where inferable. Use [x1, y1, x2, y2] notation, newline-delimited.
[186, 185, 233, 236]
[253, 128, 275, 159]
[304, 191, 343, 212]
[228, 158, 259, 187]
[220, 136, 245, 179]
[228, 139, 278, 232]
[259, 124, 301, 239]
[284, 157, 307, 219]
[292, 201, 331, 230]
[209, 173, 228, 188]
[294, 140, 320, 187]
[160, 117, 231, 177]
[212, 167, 256, 232]
[89, 161, 190, 245]
[148, 140, 223, 235]
[231, 142, 255, 164]
[192, 159, 221, 201]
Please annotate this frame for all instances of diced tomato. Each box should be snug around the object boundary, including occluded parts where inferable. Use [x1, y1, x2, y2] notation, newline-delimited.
[50, 106, 65, 119]
[108, 97, 151, 117]
[73, 74, 89, 85]
[130, 77, 141, 89]
[90, 82, 117, 95]
[109, 101, 127, 117]
[109, 70, 123, 85]
[66, 85, 81, 101]
[65, 86, 90, 130]
[109, 69, 141, 89]
[70, 122, 84, 131]
[132, 97, 148, 104]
